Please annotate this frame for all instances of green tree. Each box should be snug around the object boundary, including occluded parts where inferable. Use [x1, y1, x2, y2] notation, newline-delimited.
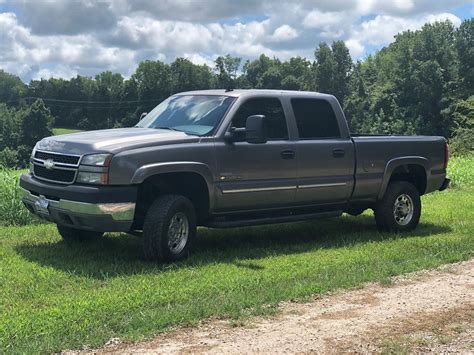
[331, 40, 352, 103]
[0, 70, 26, 105]
[314, 42, 335, 93]
[132, 60, 173, 114]
[243, 54, 274, 88]
[456, 19, 474, 97]
[171, 58, 214, 93]
[0, 147, 18, 167]
[214, 55, 241, 88]
[449, 96, 474, 155]
[20, 99, 54, 148]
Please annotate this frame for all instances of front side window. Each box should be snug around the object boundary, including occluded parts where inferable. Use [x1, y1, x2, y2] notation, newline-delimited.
[136, 95, 235, 136]
[291, 98, 341, 139]
[232, 97, 288, 140]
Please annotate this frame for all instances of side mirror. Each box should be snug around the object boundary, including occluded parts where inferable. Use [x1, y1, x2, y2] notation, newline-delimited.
[244, 115, 267, 144]
[225, 115, 267, 144]
[139, 112, 148, 120]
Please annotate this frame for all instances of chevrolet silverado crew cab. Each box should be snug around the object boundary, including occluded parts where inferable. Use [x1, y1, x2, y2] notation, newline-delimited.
[20, 90, 450, 262]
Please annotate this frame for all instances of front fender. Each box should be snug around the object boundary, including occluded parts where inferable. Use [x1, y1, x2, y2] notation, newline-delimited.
[131, 161, 215, 186]
[378, 156, 429, 200]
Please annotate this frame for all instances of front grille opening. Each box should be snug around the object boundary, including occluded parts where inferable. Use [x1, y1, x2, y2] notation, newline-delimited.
[35, 151, 80, 165]
[33, 165, 75, 183]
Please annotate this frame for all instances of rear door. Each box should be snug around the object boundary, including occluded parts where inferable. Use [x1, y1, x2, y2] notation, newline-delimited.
[291, 98, 354, 205]
[214, 96, 297, 212]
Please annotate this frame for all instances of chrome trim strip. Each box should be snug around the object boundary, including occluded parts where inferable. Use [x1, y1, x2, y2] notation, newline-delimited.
[297, 182, 347, 189]
[35, 150, 83, 166]
[221, 182, 348, 194]
[33, 161, 77, 171]
[33, 158, 79, 168]
[222, 185, 297, 194]
[21, 188, 135, 221]
[35, 149, 82, 158]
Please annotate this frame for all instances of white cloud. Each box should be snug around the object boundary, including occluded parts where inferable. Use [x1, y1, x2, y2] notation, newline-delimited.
[33, 65, 78, 80]
[345, 39, 365, 57]
[339, 11, 463, 59]
[303, 10, 343, 29]
[269, 25, 298, 42]
[426, 13, 462, 26]
[0, 1, 469, 81]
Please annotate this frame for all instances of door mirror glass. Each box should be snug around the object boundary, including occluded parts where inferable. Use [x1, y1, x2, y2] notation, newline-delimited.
[225, 115, 268, 144]
[139, 112, 148, 121]
[244, 115, 267, 144]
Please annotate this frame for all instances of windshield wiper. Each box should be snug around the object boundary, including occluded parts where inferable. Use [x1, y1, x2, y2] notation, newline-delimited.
[155, 126, 182, 132]
[154, 126, 199, 136]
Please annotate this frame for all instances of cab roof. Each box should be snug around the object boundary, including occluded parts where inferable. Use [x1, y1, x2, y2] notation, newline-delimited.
[174, 89, 335, 100]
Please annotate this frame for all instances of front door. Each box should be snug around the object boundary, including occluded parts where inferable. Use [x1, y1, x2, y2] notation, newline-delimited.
[215, 97, 297, 212]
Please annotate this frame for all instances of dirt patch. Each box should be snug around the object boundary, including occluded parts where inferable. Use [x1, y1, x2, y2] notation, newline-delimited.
[73, 259, 474, 354]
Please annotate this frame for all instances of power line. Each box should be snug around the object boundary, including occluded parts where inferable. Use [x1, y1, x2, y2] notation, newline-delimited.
[21, 96, 160, 104]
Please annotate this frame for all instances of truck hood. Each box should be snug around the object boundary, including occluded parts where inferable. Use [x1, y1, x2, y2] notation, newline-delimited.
[36, 128, 200, 155]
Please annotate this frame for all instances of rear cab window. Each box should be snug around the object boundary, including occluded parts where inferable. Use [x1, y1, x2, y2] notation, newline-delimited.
[232, 97, 289, 140]
[291, 98, 341, 139]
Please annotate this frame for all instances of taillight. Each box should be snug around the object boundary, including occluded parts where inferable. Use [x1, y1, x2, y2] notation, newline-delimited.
[444, 141, 449, 170]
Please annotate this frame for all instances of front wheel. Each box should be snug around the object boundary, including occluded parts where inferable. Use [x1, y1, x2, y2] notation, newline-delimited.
[374, 181, 421, 232]
[57, 225, 103, 242]
[142, 194, 196, 262]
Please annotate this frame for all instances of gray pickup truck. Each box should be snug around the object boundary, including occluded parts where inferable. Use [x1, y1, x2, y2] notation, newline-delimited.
[20, 90, 450, 261]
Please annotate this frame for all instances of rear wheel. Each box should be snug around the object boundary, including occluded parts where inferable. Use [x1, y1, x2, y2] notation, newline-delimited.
[142, 194, 196, 262]
[374, 181, 421, 232]
[57, 225, 103, 242]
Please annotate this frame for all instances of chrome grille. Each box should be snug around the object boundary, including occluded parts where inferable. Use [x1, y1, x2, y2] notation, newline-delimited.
[32, 150, 80, 184]
[34, 151, 80, 165]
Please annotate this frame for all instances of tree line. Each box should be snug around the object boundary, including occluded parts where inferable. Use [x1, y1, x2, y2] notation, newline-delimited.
[0, 18, 472, 168]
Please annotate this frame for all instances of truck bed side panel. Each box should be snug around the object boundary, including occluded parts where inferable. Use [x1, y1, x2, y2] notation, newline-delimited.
[351, 136, 446, 201]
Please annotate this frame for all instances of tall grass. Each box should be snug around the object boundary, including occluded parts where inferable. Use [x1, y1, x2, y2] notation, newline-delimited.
[0, 169, 40, 226]
[447, 154, 474, 189]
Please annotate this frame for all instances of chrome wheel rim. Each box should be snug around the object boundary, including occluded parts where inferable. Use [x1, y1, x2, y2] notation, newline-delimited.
[393, 194, 414, 226]
[167, 212, 189, 254]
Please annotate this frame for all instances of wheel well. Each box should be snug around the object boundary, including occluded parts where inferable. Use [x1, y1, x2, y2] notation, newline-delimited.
[388, 164, 427, 195]
[134, 172, 210, 228]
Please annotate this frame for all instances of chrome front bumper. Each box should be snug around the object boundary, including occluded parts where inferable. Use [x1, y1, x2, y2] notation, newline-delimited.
[21, 187, 136, 231]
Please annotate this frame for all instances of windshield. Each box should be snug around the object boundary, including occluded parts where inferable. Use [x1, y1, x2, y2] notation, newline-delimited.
[136, 95, 235, 136]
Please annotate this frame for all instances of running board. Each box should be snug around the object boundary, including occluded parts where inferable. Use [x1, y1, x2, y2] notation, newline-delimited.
[206, 210, 342, 228]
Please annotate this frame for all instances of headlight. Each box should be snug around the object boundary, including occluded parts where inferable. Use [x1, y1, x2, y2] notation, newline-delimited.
[81, 153, 112, 166]
[77, 153, 112, 184]
[76, 172, 109, 185]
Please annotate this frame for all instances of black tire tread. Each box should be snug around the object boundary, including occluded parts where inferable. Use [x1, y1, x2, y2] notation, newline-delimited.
[142, 194, 196, 262]
[374, 181, 421, 232]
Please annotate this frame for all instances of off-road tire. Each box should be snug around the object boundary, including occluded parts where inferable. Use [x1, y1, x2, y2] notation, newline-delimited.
[374, 181, 421, 232]
[57, 225, 103, 242]
[142, 194, 196, 262]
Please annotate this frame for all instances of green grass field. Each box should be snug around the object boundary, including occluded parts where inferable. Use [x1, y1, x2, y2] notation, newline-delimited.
[53, 127, 83, 135]
[0, 156, 473, 353]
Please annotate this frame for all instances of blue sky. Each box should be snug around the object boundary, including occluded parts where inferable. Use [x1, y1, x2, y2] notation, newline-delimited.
[0, 0, 472, 82]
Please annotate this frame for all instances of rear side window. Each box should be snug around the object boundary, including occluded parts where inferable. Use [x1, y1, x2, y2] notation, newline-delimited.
[291, 98, 341, 139]
[232, 97, 288, 140]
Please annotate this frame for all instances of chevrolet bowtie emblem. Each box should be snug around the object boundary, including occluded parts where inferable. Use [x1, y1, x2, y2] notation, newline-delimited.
[44, 159, 54, 170]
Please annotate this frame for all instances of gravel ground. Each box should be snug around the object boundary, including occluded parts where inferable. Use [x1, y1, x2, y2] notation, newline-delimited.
[74, 259, 474, 354]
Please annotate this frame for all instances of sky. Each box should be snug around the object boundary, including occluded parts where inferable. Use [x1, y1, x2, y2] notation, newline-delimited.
[0, 0, 472, 83]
